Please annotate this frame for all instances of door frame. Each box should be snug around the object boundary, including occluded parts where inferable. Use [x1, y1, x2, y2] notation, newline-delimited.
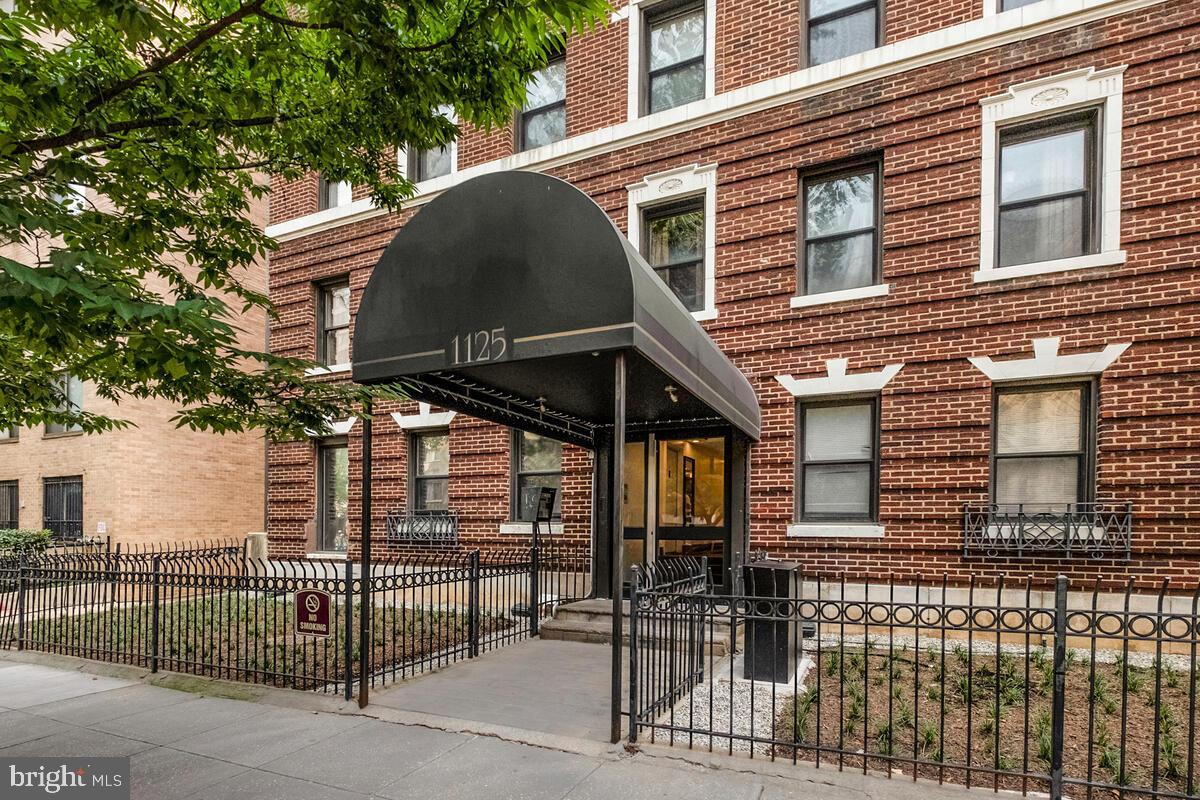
[622, 426, 733, 590]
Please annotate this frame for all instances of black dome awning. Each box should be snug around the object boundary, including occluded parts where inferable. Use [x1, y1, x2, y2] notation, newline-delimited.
[352, 171, 760, 448]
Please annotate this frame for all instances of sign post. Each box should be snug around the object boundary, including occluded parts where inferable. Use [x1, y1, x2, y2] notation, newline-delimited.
[523, 485, 557, 636]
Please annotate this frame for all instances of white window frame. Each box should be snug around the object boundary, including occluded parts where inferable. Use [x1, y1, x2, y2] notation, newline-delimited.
[984, 0, 1046, 16]
[317, 176, 353, 211]
[625, 0, 716, 121]
[627, 163, 718, 321]
[398, 108, 459, 187]
[977, 65, 1126, 282]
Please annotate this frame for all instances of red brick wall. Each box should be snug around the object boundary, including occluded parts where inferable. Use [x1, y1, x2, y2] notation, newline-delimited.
[266, 3, 1200, 588]
[567, 21, 629, 137]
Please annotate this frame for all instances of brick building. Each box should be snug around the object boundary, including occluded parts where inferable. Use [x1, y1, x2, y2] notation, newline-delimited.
[264, 0, 1199, 588]
[0, 193, 268, 547]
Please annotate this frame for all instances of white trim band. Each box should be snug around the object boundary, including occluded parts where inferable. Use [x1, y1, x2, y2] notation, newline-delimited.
[266, 0, 1163, 243]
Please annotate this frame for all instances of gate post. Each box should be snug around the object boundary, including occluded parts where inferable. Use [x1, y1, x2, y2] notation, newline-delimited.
[150, 554, 162, 673]
[1050, 574, 1068, 800]
[628, 565, 640, 743]
[344, 557, 354, 701]
[468, 550, 480, 658]
[530, 542, 540, 637]
[16, 555, 27, 651]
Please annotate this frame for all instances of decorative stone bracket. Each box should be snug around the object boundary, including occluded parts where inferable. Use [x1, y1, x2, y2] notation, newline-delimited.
[968, 337, 1129, 381]
[775, 358, 904, 398]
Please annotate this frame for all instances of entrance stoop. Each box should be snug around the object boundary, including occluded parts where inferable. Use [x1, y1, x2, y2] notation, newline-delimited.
[540, 598, 735, 654]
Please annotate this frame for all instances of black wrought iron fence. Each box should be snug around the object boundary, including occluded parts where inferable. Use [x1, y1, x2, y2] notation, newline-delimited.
[536, 536, 592, 618]
[0, 541, 590, 703]
[628, 573, 1200, 800]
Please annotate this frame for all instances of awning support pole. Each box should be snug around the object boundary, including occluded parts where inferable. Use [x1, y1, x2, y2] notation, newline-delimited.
[610, 352, 626, 744]
[358, 403, 373, 709]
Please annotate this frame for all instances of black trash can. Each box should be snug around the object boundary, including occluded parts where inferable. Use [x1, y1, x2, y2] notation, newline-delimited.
[741, 559, 800, 683]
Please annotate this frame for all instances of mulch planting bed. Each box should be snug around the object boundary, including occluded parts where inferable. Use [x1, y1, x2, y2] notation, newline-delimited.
[18, 592, 518, 690]
[773, 641, 1198, 799]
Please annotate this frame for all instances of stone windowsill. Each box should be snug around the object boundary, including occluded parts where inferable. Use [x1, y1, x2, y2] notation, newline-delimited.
[787, 523, 885, 538]
[790, 283, 890, 309]
[498, 521, 564, 535]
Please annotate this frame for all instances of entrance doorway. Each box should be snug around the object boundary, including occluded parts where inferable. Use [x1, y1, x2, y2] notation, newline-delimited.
[622, 431, 730, 590]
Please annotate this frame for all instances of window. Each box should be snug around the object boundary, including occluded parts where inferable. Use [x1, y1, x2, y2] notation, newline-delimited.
[992, 383, 1092, 508]
[45, 374, 83, 435]
[519, 54, 566, 151]
[644, 0, 705, 114]
[799, 160, 881, 296]
[408, 106, 455, 182]
[997, 113, 1097, 269]
[0, 481, 16, 530]
[411, 430, 449, 512]
[52, 184, 86, 214]
[805, 0, 880, 67]
[977, 66, 1124, 281]
[42, 476, 83, 539]
[317, 439, 348, 552]
[643, 198, 705, 312]
[1000, 0, 1042, 10]
[512, 431, 563, 521]
[796, 398, 878, 521]
[628, 163, 717, 319]
[0, 426, 17, 441]
[316, 175, 345, 211]
[317, 279, 350, 366]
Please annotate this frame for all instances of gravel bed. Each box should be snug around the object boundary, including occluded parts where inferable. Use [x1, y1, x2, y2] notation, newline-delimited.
[801, 632, 1195, 669]
[646, 655, 815, 753]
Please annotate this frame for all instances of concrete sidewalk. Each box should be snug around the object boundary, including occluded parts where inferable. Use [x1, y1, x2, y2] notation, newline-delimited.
[0, 655, 989, 800]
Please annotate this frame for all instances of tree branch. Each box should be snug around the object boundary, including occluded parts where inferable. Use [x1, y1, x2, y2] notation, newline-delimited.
[79, 0, 268, 116]
[13, 113, 302, 156]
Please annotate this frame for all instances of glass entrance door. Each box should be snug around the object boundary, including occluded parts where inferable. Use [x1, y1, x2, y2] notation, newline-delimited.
[655, 435, 727, 589]
[621, 432, 730, 590]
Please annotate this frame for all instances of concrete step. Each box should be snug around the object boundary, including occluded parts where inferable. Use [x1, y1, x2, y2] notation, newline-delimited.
[539, 598, 734, 655]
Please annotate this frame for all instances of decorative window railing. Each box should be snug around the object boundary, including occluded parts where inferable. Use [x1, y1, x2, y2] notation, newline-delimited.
[963, 502, 1132, 559]
[385, 509, 459, 546]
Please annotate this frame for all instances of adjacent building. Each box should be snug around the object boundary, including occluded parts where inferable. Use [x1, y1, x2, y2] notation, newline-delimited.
[0, 195, 268, 547]
[264, 0, 1200, 587]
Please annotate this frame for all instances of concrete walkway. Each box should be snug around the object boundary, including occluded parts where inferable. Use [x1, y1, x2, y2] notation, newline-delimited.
[0, 654, 994, 800]
[368, 639, 618, 741]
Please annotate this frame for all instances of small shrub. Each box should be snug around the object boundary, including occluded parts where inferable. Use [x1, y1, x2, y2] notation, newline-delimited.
[896, 701, 914, 730]
[919, 721, 938, 751]
[956, 673, 973, 705]
[1034, 711, 1053, 767]
[874, 720, 893, 755]
[1091, 674, 1117, 716]
[1098, 744, 1120, 775]
[824, 651, 841, 678]
[0, 529, 53, 553]
[1161, 731, 1184, 780]
[952, 644, 970, 669]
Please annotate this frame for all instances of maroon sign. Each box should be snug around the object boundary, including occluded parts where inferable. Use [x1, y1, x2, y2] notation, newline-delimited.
[294, 589, 332, 637]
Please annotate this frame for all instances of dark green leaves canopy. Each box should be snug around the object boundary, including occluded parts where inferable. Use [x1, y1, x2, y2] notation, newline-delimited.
[0, 0, 607, 439]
